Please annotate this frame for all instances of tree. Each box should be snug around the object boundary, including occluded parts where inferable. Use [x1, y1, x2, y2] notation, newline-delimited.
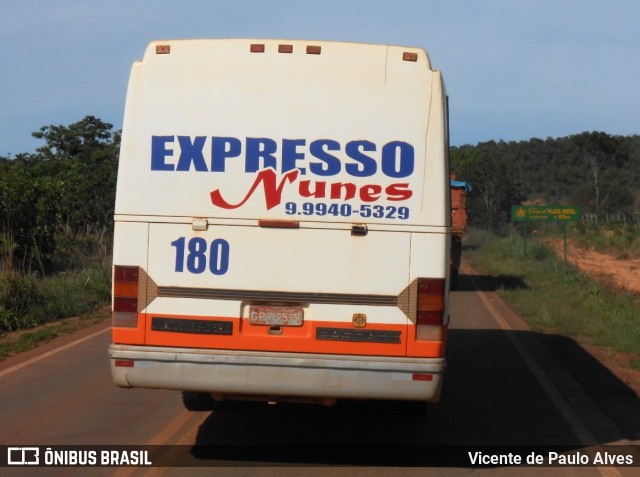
[31, 116, 119, 231]
[32, 115, 115, 161]
[451, 132, 638, 225]
[0, 154, 60, 272]
[571, 132, 630, 215]
[0, 116, 119, 273]
[451, 142, 526, 230]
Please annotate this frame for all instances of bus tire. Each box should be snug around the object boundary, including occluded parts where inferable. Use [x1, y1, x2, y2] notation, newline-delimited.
[182, 391, 215, 411]
[450, 268, 459, 290]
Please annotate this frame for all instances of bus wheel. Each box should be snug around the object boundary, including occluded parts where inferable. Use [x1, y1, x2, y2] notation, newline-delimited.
[182, 391, 215, 411]
[450, 268, 459, 290]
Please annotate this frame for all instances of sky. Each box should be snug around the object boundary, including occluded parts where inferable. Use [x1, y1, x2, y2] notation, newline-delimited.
[1, 0, 639, 157]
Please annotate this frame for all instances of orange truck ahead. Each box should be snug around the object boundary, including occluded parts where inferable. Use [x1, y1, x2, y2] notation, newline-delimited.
[450, 176, 471, 289]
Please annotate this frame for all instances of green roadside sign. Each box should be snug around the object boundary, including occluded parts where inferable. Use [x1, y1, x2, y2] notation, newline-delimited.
[511, 205, 581, 222]
[510, 204, 581, 261]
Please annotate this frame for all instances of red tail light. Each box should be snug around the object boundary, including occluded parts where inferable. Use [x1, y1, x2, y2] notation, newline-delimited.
[416, 278, 445, 340]
[113, 266, 139, 328]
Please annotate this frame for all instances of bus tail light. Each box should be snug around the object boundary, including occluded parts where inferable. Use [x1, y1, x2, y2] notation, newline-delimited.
[113, 266, 139, 328]
[416, 278, 445, 341]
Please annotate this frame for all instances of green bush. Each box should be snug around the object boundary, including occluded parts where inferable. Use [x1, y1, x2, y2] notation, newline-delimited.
[0, 263, 110, 332]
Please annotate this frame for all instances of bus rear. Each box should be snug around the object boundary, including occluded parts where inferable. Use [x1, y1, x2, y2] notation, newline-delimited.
[109, 39, 450, 407]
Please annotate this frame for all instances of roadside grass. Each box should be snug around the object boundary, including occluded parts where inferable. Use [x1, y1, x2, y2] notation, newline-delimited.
[0, 264, 111, 361]
[463, 228, 640, 369]
[571, 221, 640, 259]
[511, 220, 640, 259]
[0, 307, 109, 361]
[0, 265, 110, 330]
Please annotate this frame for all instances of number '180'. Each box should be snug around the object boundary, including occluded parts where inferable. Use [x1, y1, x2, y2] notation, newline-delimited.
[171, 237, 230, 275]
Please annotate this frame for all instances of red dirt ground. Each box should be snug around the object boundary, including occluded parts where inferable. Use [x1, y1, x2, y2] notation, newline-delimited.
[548, 238, 640, 397]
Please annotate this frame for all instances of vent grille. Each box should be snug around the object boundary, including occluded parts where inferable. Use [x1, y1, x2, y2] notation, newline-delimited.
[158, 286, 397, 306]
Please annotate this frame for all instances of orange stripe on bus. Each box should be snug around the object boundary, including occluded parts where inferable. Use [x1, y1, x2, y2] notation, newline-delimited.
[146, 320, 405, 357]
[113, 314, 446, 358]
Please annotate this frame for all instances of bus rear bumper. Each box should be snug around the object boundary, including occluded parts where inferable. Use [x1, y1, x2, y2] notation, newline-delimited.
[109, 344, 446, 403]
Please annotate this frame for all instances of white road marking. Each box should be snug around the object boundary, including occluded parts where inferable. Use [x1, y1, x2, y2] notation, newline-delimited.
[466, 265, 625, 477]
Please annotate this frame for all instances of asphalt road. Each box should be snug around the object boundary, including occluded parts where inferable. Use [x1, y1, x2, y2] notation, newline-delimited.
[1, 263, 639, 476]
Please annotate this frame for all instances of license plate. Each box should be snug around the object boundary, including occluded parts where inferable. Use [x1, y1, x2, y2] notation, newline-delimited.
[249, 305, 304, 326]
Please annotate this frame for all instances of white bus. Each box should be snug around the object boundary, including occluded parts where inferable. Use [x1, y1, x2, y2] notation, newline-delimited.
[109, 39, 451, 410]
